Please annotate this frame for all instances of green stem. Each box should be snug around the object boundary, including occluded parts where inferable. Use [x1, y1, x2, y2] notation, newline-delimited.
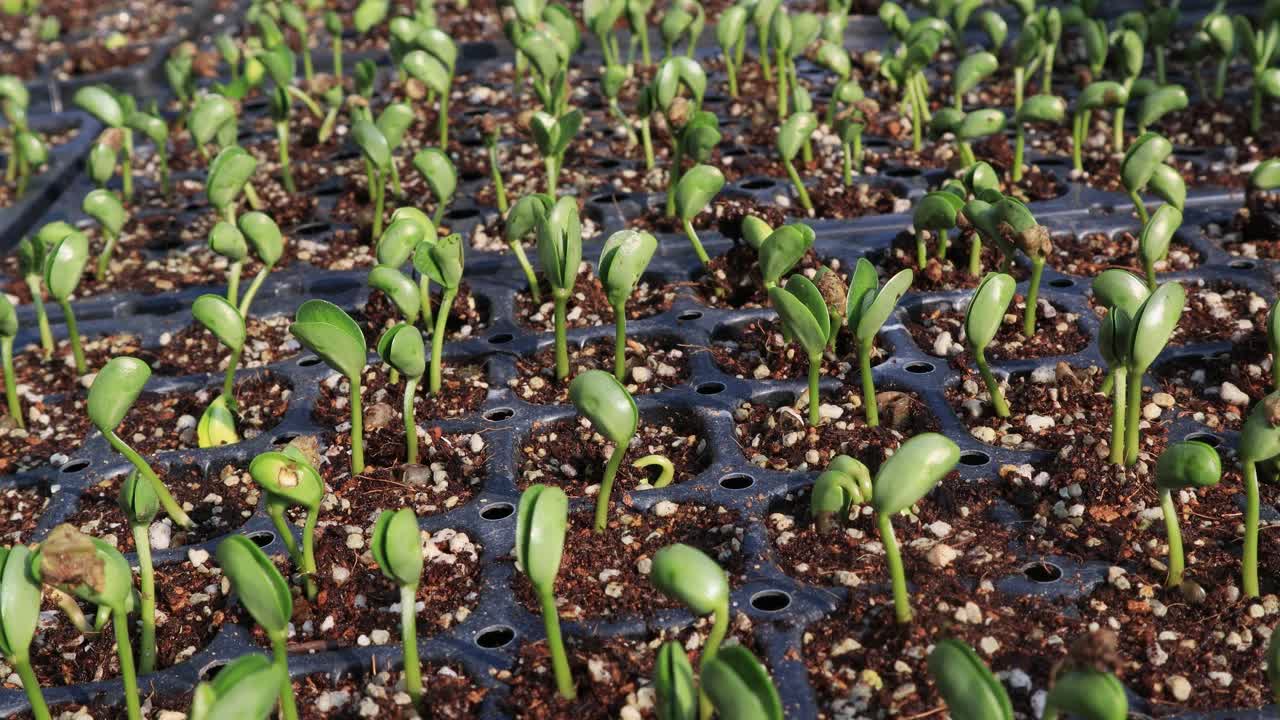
[958, 142, 975, 168]
[113, 612, 142, 720]
[1155, 48, 1166, 85]
[975, 349, 1009, 418]
[438, 80, 451, 147]
[349, 375, 365, 475]
[908, 81, 923, 152]
[226, 260, 242, 306]
[2, 337, 22, 429]
[58, 300, 85, 375]
[1013, 125, 1025, 182]
[1109, 366, 1127, 465]
[1160, 488, 1184, 588]
[372, 169, 385, 240]
[399, 584, 423, 704]
[1129, 189, 1149, 225]
[1023, 259, 1043, 337]
[725, 52, 738, 97]
[968, 235, 982, 278]
[539, 588, 576, 699]
[430, 287, 457, 393]
[594, 443, 627, 533]
[487, 141, 508, 214]
[267, 503, 301, 563]
[553, 294, 569, 381]
[319, 106, 338, 144]
[807, 354, 821, 426]
[510, 242, 540, 302]
[333, 37, 343, 81]
[613, 304, 627, 382]
[419, 276, 434, 330]
[545, 155, 557, 197]
[775, 48, 788, 119]
[404, 376, 418, 465]
[877, 512, 912, 623]
[122, 129, 134, 201]
[609, 101, 639, 147]
[223, 346, 241, 401]
[301, 43, 314, 84]
[130, 523, 156, 674]
[1144, 257, 1157, 291]
[1123, 367, 1143, 466]
[697, 603, 729, 720]
[1112, 105, 1126, 154]
[1042, 46, 1055, 94]
[783, 157, 812, 212]
[859, 344, 878, 427]
[96, 229, 117, 282]
[270, 633, 299, 720]
[276, 121, 295, 193]
[13, 657, 50, 720]
[913, 73, 932, 123]
[842, 141, 853, 186]
[238, 267, 269, 318]
[158, 147, 170, 197]
[640, 118, 654, 171]
[1072, 113, 1084, 173]
[1244, 460, 1260, 598]
[105, 431, 192, 527]
[301, 509, 318, 601]
[25, 276, 53, 358]
[915, 229, 928, 268]
[1214, 58, 1227, 100]
[1013, 67, 1024, 113]
[683, 218, 710, 265]
[665, 141, 683, 217]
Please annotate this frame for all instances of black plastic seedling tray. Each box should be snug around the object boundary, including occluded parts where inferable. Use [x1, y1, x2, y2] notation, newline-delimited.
[2, 1, 1280, 718]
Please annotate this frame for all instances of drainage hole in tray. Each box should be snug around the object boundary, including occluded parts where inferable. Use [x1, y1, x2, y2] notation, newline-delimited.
[247, 531, 276, 548]
[475, 625, 516, 649]
[741, 178, 776, 190]
[1023, 562, 1063, 583]
[696, 382, 726, 395]
[749, 590, 792, 612]
[484, 408, 515, 422]
[298, 355, 323, 367]
[488, 333, 514, 345]
[958, 450, 991, 467]
[272, 433, 299, 446]
[677, 310, 703, 321]
[1184, 432, 1222, 448]
[719, 474, 755, 490]
[1230, 259, 1257, 270]
[480, 502, 515, 521]
[904, 361, 935, 374]
[60, 459, 90, 474]
[1048, 278, 1074, 288]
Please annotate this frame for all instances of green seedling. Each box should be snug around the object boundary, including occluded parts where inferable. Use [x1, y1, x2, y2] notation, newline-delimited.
[87, 131, 120, 191]
[949, 108, 1005, 167]
[377, 324, 426, 463]
[353, 118, 392, 238]
[480, 115, 508, 212]
[33, 525, 141, 720]
[529, 109, 582, 197]
[506, 194, 553, 303]
[1042, 668, 1128, 720]
[769, 274, 836, 426]
[1237, 14, 1280, 133]
[404, 31, 458, 147]
[258, 46, 310, 193]
[958, 163, 1000, 276]
[188, 95, 238, 159]
[1269, 299, 1280, 392]
[952, 51, 997, 111]
[74, 86, 133, 200]
[1012, 94, 1066, 183]
[1108, 29, 1144, 153]
[569, 370, 638, 531]
[600, 67, 638, 151]
[874, 433, 960, 622]
[235, 211, 285, 318]
[912, 190, 963, 267]
[928, 638, 1012, 720]
[1080, 18, 1108, 81]
[371, 508, 425, 704]
[1154, 441, 1221, 588]
[966, 272, 1015, 417]
[599, 230, 657, 381]
[777, 111, 817, 212]
[1072, 82, 1128, 173]
[89, 357, 192, 526]
[634, 454, 674, 488]
[128, 110, 170, 197]
[16, 230, 54, 357]
[655, 641, 696, 720]
[514, 20, 575, 116]
[846, 260, 912, 426]
[207, 145, 259, 224]
[412, 148, 456, 227]
[1138, 204, 1182, 289]
[992, 197, 1051, 336]
[716, 5, 748, 96]
[0, 77, 46, 198]
[117, 471, 159, 673]
[810, 454, 872, 535]
[1136, 84, 1188, 135]
[652, 56, 709, 216]
[369, 103, 414, 200]
[368, 265, 421, 334]
[651, 543, 730, 720]
[289, 300, 368, 474]
[43, 228, 90, 375]
[584, 0, 625, 68]
[1238, 392, 1280, 598]
[625, 0, 654, 66]
[674, 164, 723, 265]
[515, 484, 575, 699]
[189, 653, 282, 720]
[1199, 12, 1236, 102]
[0, 295, 20, 429]
[757, 223, 813, 293]
[1009, 19, 1041, 116]
[1250, 159, 1280, 218]
[216, 534, 299, 720]
[701, 645, 782, 720]
[278, 3, 313, 84]
[353, 0, 389, 31]
[209, 221, 248, 307]
[0, 545, 49, 720]
[753, 0, 782, 81]
[537, 196, 582, 380]
[250, 447, 322, 602]
[415, 233, 464, 393]
[660, 0, 705, 58]
[380, 208, 437, 327]
[1122, 132, 1184, 225]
